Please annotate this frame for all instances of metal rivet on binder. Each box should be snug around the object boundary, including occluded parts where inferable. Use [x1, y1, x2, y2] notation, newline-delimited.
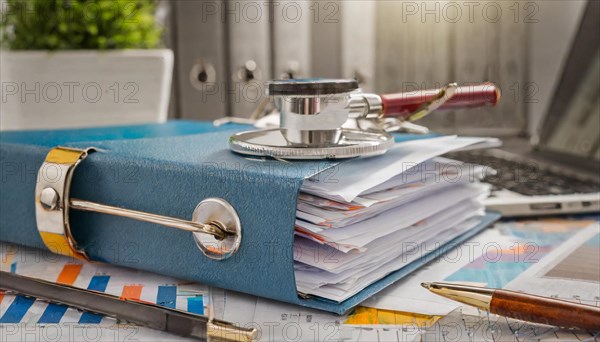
[35, 147, 242, 261]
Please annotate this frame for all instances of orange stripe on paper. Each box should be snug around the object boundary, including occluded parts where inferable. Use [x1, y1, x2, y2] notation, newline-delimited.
[0, 290, 5, 305]
[294, 226, 326, 242]
[56, 264, 83, 285]
[344, 307, 442, 327]
[121, 285, 143, 300]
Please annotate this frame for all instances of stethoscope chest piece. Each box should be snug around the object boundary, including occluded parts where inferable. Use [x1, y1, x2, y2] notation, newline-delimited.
[230, 127, 394, 160]
[229, 79, 394, 160]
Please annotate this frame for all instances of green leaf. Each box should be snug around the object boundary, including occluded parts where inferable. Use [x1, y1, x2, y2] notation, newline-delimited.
[0, 0, 162, 50]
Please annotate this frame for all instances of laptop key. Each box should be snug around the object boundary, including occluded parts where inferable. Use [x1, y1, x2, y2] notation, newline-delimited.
[448, 151, 598, 196]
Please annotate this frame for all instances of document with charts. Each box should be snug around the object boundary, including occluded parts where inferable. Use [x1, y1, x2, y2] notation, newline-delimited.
[504, 222, 600, 306]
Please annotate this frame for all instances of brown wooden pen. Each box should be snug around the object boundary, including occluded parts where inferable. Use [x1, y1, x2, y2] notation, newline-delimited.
[422, 282, 600, 331]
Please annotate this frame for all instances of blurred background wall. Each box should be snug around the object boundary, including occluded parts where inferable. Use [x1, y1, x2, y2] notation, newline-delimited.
[162, 0, 587, 136]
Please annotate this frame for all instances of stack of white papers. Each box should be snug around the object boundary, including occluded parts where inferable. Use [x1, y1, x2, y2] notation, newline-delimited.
[293, 136, 497, 302]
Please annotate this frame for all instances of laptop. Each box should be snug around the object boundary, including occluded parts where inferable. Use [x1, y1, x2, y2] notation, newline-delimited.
[450, 0, 600, 217]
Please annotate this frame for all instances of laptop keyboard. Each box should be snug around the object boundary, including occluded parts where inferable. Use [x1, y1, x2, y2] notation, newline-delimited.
[448, 150, 600, 196]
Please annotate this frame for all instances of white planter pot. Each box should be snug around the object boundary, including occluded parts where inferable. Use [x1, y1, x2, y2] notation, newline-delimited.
[0, 49, 173, 131]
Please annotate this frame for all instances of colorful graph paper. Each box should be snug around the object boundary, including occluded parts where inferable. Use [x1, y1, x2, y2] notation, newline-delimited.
[0, 243, 210, 325]
[444, 218, 595, 287]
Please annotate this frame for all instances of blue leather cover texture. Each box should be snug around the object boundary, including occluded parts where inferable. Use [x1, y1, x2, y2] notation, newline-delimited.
[0, 121, 499, 314]
[0, 120, 249, 146]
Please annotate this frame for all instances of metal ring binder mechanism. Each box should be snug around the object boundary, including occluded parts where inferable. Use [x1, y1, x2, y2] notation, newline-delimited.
[35, 147, 242, 261]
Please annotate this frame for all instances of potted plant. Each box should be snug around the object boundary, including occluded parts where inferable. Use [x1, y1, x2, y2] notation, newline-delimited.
[0, 0, 173, 130]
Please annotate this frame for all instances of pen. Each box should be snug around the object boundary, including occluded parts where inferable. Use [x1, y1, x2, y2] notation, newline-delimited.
[347, 82, 500, 124]
[381, 82, 501, 119]
[421, 282, 600, 331]
[0, 271, 257, 341]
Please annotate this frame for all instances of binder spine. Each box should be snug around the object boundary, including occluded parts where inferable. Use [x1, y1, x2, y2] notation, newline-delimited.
[272, 0, 311, 80]
[173, 1, 228, 120]
[341, 1, 376, 91]
[1, 134, 304, 305]
[67, 144, 301, 303]
[226, 0, 271, 118]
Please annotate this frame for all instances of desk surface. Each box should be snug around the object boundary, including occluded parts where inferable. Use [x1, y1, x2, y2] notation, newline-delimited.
[1, 217, 598, 341]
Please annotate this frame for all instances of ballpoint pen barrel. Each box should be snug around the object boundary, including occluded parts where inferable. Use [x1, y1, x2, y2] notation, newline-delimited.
[491, 289, 600, 331]
[381, 82, 501, 118]
[424, 282, 600, 331]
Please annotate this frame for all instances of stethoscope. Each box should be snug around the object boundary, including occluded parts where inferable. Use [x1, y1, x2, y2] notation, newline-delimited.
[228, 79, 500, 160]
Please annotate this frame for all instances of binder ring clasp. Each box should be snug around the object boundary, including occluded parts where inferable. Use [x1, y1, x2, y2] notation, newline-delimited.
[35, 147, 242, 261]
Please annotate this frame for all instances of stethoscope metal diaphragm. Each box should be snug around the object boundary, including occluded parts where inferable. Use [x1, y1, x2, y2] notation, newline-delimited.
[229, 128, 394, 160]
[229, 79, 395, 160]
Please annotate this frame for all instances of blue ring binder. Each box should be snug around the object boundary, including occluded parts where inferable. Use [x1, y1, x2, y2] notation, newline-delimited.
[0, 121, 500, 314]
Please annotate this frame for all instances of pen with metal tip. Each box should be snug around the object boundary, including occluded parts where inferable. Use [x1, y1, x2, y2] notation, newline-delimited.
[421, 282, 600, 331]
[348, 82, 501, 121]
[0, 271, 257, 342]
